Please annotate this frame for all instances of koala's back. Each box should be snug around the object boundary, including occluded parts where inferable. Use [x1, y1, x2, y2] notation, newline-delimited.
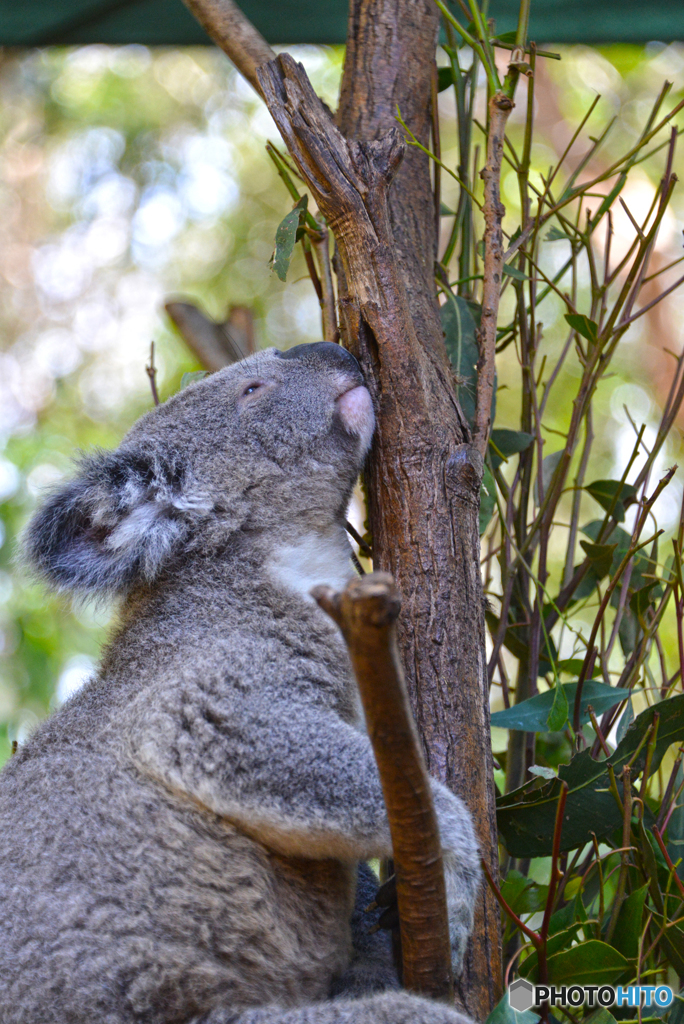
[0, 562, 357, 1024]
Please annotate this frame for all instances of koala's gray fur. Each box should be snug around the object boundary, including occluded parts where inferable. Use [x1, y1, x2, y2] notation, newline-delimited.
[0, 342, 480, 1024]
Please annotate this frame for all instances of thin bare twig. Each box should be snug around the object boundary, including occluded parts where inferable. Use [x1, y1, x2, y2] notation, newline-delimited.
[474, 90, 515, 456]
[146, 342, 160, 406]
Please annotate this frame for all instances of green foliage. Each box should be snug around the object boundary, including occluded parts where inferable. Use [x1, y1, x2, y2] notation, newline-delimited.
[270, 195, 308, 281]
[498, 694, 684, 856]
[433, 5, 684, 1005]
[490, 681, 626, 732]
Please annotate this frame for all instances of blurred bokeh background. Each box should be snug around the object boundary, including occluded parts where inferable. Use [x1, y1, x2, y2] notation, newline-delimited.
[0, 41, 683, 764]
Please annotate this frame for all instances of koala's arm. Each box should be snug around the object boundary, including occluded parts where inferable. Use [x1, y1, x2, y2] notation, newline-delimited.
[130, 688, 480, 971]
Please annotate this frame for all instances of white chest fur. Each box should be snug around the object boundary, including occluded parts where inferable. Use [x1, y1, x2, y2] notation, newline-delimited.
[268, 528, 356, 601]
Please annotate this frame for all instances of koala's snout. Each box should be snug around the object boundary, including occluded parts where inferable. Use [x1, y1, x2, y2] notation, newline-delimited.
[276, 341, 362, 377]
[275, 341, 374, 450]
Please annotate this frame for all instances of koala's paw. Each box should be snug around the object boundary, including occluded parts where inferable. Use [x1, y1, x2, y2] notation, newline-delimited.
[367, 864, 478, 978]
[443, 852, 480, 975]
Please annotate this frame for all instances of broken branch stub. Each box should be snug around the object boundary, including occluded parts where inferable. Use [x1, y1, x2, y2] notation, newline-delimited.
[313, 573, 454, 1004]
[257, 55, 406, 311]
[165, 300, 250, 369]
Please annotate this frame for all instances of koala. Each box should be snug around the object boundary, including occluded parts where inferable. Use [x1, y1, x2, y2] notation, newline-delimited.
[0, 341, 481, 1024]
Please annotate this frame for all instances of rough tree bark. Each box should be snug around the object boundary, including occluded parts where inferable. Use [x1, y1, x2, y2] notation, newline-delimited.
[179, 0, 502, 1016]
[336, 3, 502, 1015]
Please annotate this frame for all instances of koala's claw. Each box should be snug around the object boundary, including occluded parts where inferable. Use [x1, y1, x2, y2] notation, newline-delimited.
[365, 874, 399, 934]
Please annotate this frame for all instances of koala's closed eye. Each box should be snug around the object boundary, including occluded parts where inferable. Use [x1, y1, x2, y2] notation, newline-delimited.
[241, 382, 266, 397]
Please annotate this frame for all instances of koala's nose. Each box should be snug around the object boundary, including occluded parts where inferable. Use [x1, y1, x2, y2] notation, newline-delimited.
[276, 342, 361, 375]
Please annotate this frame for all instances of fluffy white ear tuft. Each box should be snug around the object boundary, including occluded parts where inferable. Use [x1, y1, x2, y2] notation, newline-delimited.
[23, 448, 212, 596]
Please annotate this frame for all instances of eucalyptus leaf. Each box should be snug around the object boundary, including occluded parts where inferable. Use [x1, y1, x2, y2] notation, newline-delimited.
[437, 67, 454, 92]
[585, 478, 637, 522]
[584, 1010, 619, 1024]
[271, 195, 308, 282]
[491, 681, 625, 733]
[485, 610, 558, 677]
[441, 292, 483, 427]
[489, 428, 534, 470]
[545, 226, 572, 241]
[485, 994, 539, 1024]
[612, 883, 648, 960]
[666, 762, 684, 886]
[615, 697, 634, 742]
[545, 940, 631, 986]
[565, 313, 599, 344]
[534, 450, 563, 505]
[579, 540, 617, 579]
[528, 765, 556, 780]
[503, 263, 528, 281]
[519, 924, 584, 981]
[494, 30, 518, 44]
[547, 681, 569, 731]
[500, 869, 549, 914]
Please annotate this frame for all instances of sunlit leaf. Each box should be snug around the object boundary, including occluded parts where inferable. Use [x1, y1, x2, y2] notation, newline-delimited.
[180, 370, 209, 390]
[528, 765, 556, 780]
[547, 681, 569, 731]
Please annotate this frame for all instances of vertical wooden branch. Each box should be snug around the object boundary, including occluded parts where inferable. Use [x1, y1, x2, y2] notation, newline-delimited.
[313, 573, 454, 1003]
[473, 92, 515, 456]
[311, 224, 339, 343]
[166, 300, 253, 368]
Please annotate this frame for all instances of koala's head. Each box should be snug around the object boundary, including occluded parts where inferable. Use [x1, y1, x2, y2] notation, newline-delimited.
[24, 342, 374, 597]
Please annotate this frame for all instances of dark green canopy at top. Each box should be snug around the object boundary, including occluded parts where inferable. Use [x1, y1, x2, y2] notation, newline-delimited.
[4, 0, 683, 48]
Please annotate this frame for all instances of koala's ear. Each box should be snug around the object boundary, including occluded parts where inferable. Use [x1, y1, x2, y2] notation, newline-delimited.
[23, 448, 212, 596]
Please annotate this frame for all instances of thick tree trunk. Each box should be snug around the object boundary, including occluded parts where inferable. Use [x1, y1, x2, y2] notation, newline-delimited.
[336, 3, 502, 1016]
